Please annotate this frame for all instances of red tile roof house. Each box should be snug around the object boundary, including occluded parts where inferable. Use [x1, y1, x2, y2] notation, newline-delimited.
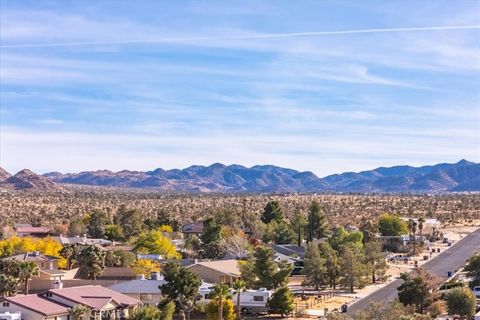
[0, 285, 141, 320]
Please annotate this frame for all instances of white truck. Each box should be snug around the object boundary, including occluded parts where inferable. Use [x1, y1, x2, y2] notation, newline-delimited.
[198, 286, 272, 314]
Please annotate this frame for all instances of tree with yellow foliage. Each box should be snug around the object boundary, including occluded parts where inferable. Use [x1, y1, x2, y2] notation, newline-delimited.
[132, 259, 160, 278]
[133, 229, 181, 259]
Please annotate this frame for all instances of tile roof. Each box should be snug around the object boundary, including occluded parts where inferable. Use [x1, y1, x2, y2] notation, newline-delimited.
[3, 295, 69, 316]
[188, 259, 240, 276]
[49, 285, 141, 310]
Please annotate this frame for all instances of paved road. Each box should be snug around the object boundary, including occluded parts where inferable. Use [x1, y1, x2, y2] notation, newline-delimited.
[346, 228, 480, 316]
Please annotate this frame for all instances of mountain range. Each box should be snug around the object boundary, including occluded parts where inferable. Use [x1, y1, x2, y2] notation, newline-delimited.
[0, 160, 478, 193]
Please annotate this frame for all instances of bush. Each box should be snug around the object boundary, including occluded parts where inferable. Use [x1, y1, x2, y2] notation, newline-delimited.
[267, 287, 294, 316]
[205, 299, 236, 320]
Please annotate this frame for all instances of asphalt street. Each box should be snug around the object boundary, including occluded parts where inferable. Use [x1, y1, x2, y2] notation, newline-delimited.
[346, 228, 480, 316]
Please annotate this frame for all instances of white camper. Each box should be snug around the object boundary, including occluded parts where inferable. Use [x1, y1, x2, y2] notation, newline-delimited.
[198, 287, 272, 314]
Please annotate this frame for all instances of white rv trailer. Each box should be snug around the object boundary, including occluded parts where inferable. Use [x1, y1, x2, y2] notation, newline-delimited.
[198, 286, 272, 314]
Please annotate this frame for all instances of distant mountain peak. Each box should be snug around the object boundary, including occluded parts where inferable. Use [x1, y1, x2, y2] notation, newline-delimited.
[0, 167, 12, 182]
[30, 159, 480, 193]
[1, 169, 62, 191]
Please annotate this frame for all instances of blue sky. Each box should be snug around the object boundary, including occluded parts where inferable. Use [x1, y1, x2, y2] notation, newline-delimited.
[0, 0, 479, 176]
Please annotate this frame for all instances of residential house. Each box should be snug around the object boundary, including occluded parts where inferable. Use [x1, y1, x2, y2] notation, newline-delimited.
[0, 285, 141, 320]
[0, 294, 70, 320]
[182, 222, 203, 238]
[109, 273, 165, 305]
[15, 225, 54, 238]
[2, 252, 59, 270]
[187, 260, 240, 286]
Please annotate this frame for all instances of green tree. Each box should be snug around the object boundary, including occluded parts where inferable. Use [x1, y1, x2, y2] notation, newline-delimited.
[18, 261, 39, 294]
[239, 260, 257, 289]
[253, 246, 293, 290]
[210, 283, 232, 320]
[273, 221, 295, 245]
[200, 218, 225, 259]
[104, 224, 124, 241]
[0, 274, 18, 297]
[417, 217, 425, 245]
[114, 205, 144, 240]
[303, 243, 327, 290]
[318, 242, 340, 289]
[291, 211, 307, 246]
[359, 218, 378, 244]
[378, 214, 408, 236]
[233, 280, 245, 320]
[325, 227, 364, 251]
[464, 253, 480, 288]
[397, 270, 437, 313]
[160, 301, 176, 320]
[161, 262, 202, 320]
[261, 201, 283, 224]
[364, 241, 387, 284]
[267, 286, 294, 316]
[59, 243, 80, 270]
[307, 201, 328, 242]
[446, 287, 476, 319]
[131, 305, 162, 320]
[339, 243, 367, 293]
[76, 244, 106, 280]
[86, 209, 109, 238]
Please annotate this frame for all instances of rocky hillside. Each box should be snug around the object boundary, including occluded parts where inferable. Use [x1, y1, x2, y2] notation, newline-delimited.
[41, 159, 479, 193]
[0, 169, 63, 191]
[0, 167, 11, 181]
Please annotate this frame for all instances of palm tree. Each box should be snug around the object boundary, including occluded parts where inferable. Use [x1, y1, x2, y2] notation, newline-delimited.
[210, 283, 231, 320]
[418, 217, 425, 245]
[233, 280, 245, 320]
[70, 304, 90, 320]
[18, 261, 39, 295]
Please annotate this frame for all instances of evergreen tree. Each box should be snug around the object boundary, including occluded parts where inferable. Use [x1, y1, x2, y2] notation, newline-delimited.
[291, 211, 307, 246]
[446, 287, 476, 319]
[307, 201, 328, 242]
[253, 246, 293, 290]
[363, 241, 387, 284]
[200, 218, 225, 259]
[464, 253, 480, 287]
[339, 243, 367, 293]
[261, 201, 283, 224]
[161, 262, 202, 320]
[86, 209, 109, 238]
[267, 287, 294, 316]
[397, 270, 437, 313]
[302, 243, 327, 290]
[359, 218, 378, 244]
[318, 242, 339, 289]
[114, 205, 144, 240]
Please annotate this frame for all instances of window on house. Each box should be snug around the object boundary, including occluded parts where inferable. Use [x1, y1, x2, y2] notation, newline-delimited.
[253, 296, 264, 302]
[2, 302, 9, 307]
[219, 276, 229, 283]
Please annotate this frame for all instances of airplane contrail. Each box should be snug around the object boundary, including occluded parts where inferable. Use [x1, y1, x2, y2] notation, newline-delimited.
[1, 25, 479, 48]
